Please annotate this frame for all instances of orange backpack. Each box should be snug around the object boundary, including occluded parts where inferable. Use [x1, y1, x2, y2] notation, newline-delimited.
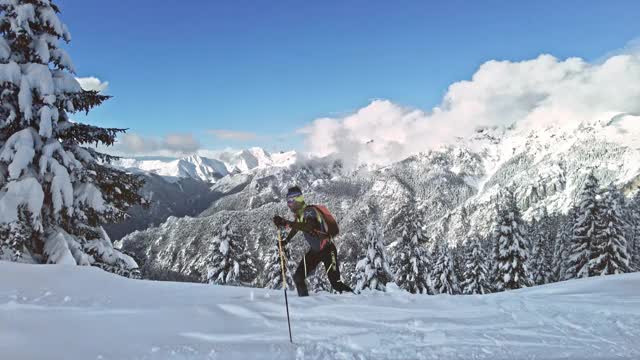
[308, 205, 339, 239]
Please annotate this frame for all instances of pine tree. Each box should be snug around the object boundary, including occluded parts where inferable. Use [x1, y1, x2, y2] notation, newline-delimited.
[430, 239, 460, 295]
[628, 192, 640, 271]
[531, 240, 553, 285]
[453, 208, 471, 283]
[461, 237, 490, 294]
[261, 227, 295, 290]
[391, 212, 430, 294]
[207, 221, 256, 286]
[0, 1, 144, 275]
[589, 185, 630, 275]
[451, 244, 467, 287]
[566, 173, 600, 279]
[309, 272, 331, 293]
[553, 211, 574, 282]
[0, 212, 36, 261]
[354, 220, 393, 293]
[492, 190, 532, 291]
[530, 212, 556, 285]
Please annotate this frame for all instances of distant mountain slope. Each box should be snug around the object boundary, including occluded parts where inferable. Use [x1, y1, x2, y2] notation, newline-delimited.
[104, 148, 297, 241]
[118, 117, 640, 282]
[103, 174, 218, 241]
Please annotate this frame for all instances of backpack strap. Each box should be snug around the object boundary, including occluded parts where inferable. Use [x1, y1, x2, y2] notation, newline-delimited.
[319, 237, 331, 250]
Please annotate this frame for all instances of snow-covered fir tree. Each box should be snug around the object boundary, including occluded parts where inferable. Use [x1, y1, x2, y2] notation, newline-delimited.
[207, 221, 256, 286]
[0, 1, 144, 276]
[354, 219, 393, 293]
[430, 239, 460, 295]
[531, 238, 553, 285]
[530, 212, 556, 285]
[565, 172, 600, 279]
[523, 218, 535, 280]
[0, 214, 35, 261]
[628, 191, 640, 271]
[452, 208, 471, 282]
[343, 202, 383, 285]
[492, 190, 532, 291]
[461, 236, 490, 294]
[589, 185, 630, 275]
[261, 227, 295, 290]
[391, 210, 430, 294]
[552, 210, 574, 282]
[308, 271, 331, 293]
[339, 231, 365, 288]
[451, 244, 467, 287]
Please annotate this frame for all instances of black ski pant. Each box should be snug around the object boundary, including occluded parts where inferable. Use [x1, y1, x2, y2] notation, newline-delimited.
[293, 242, 353, 296]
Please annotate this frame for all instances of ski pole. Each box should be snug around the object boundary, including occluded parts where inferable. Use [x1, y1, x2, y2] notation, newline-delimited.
[275, 225, 293, 343]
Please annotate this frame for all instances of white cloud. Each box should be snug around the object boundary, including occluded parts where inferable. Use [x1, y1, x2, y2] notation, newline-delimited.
[197, 147, 240, 159]
[599, 38, 640, 61]
[76, 76, 109, 92]
[110, 133, 200, 157]
[300, 52, 640, 167]
[119, 133, 155, 153]
[298, 100, 428, 167]
[208, 129, 258, 141]
[163, 133, 200, 154]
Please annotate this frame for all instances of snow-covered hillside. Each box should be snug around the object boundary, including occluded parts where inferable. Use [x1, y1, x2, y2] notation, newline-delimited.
[1, 261, 639, 360]
[113, 148, 297, 183]
[119, 118, 640, 283]
[102, 148, 299, 241]
[103, 174, 219, 242]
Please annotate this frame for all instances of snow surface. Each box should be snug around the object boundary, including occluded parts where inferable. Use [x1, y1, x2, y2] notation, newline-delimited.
[1, 262, 639, 360]
[0, 177, 43, 226]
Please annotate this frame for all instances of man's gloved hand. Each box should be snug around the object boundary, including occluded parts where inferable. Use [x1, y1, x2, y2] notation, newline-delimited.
[273, 215, 288, 227]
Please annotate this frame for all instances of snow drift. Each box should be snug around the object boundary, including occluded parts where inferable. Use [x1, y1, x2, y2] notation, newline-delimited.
[1, 261, 639, 360]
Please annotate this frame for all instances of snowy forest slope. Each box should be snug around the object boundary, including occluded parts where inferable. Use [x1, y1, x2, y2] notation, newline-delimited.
[119, 119, 640, 285]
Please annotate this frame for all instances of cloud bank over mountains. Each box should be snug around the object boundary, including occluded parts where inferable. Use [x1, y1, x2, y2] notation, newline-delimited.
[301, 51, 640, 166]
[104, 48, 640, 164]
[114, 133, 201, 157]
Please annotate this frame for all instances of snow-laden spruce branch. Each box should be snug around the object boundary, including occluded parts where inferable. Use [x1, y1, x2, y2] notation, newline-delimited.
[0, 0, 144, 276]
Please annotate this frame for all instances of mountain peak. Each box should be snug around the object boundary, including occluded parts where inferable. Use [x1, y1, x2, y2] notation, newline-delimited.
[182, 154, 204, 163]
[113, 147, 298, 182]
[245, 147, 270, 157]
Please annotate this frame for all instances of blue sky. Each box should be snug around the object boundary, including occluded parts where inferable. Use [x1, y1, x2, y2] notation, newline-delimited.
[57, 0, 639, 155]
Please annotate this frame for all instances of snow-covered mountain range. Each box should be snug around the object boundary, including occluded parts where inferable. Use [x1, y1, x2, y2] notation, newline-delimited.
[112, 148, 297, 183]
[103, 148, 297, 243]
[116, 115, 640, 283]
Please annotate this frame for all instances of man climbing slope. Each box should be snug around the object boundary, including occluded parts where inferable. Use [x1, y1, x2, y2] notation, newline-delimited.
[273, 186, 354, 297]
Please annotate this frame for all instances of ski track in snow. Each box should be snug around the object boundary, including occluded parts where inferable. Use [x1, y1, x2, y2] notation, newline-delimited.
[1, 262, 639, 360]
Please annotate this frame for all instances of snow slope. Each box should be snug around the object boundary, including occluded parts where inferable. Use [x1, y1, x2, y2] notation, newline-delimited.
[1, 262, 639, 360]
